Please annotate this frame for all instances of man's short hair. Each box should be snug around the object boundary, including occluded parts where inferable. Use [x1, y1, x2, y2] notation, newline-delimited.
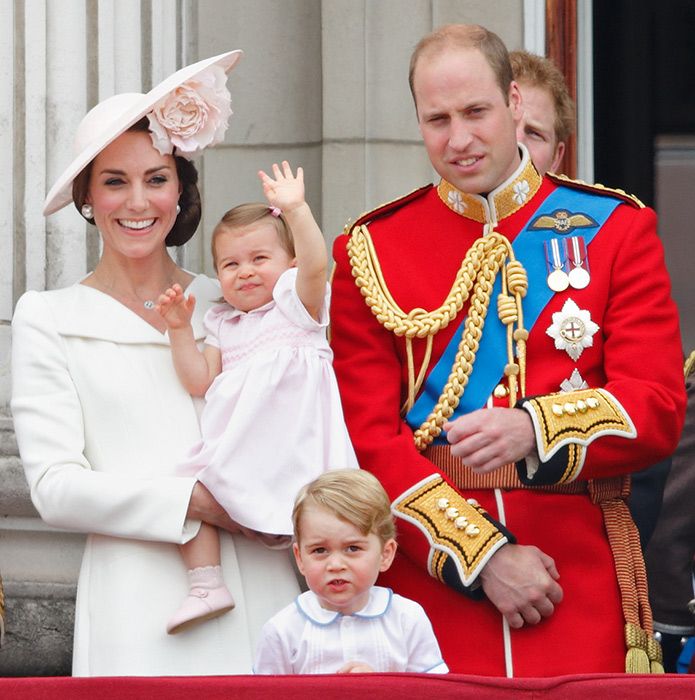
[409, 24, 513, 107]
[509, 50, 576, 144]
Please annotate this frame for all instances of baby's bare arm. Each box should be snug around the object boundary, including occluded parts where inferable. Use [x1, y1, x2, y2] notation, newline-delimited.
[258, 161, 327, 320]
[156, 285, 220, 395]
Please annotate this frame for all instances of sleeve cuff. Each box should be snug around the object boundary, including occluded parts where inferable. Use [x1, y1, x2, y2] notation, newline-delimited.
[516, 388, 636, 484]
[180, 478, 203, 544]
[391, 475, 514, 593]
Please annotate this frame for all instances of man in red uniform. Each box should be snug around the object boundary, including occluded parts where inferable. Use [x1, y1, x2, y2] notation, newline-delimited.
[330, 24, 685, 677]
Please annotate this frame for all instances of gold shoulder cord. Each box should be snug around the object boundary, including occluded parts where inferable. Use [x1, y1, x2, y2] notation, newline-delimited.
[684, 349, 695, 378]
[347, 224, 528, 451]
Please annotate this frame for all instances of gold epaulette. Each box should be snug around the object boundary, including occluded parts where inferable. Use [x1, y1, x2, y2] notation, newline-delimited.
[547, 172, 645, 209]
[343, 184, 432, 234]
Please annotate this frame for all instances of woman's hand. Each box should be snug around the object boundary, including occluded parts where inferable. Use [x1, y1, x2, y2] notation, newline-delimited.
[187, 482, 243, 534]
[187, 484, 289, 544]
[254, 532, 292, 549]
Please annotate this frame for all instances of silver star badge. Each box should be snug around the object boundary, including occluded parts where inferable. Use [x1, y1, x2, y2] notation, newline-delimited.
[546, 298, 599, 361]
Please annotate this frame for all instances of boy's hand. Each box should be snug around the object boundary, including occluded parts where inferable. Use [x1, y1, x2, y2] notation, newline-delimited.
[258, 160, 307, 214]
[155, 283, 196, 330]
[337, 661, 375, 674]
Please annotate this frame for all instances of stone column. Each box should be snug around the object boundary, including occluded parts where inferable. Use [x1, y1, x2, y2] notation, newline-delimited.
[0, 0, 193, 675]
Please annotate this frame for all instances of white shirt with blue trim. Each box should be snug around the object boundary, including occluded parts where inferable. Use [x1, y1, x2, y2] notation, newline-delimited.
[254, 586, 448, 674]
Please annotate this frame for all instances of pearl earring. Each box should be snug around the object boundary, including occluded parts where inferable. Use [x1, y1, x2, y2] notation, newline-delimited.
[81, 203, 94, 219]
[176, 204, 181, 215]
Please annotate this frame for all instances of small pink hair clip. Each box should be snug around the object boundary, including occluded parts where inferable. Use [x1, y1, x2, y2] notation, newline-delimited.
[269, 206, 282, 217]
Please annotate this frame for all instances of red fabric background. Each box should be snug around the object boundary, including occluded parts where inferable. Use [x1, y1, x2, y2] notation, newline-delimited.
[1, 673, 694, 699]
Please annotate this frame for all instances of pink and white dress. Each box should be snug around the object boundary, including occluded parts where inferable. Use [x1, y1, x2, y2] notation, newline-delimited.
[179, 268, 358, 535]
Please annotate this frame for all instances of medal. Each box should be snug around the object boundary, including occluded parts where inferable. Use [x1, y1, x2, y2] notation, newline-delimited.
[567, 236, 590, 289]
[545, 238, 569, 292]
[548, 269, 570, 292]
[569, 267, 590, 289]
[546, 298, 599, 361]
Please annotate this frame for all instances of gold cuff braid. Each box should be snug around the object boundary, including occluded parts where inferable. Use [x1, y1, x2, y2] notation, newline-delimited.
[391, 475, 508, 586]
[521, 388, 636, 465]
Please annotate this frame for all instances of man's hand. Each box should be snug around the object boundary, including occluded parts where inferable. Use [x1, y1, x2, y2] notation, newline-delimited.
[480, 544, 563, 628]
[444, 407, 535, 473]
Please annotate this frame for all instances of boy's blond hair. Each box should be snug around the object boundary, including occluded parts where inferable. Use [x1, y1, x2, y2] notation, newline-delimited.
[211, 202, 295, 269]
[293, 469, 396, 545]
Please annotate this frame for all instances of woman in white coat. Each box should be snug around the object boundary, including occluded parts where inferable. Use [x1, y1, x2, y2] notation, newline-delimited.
[10, 51, 300, 676]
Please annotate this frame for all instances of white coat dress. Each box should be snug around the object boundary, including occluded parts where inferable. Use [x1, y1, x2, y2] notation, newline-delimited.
[10, 274, 300, 676]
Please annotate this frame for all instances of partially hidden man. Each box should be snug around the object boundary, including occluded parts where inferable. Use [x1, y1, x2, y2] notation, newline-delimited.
[330, 24, 686, 677]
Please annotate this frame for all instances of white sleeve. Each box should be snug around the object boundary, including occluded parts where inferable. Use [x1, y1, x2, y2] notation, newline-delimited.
[253, 619, 294, 674]
[10, 291, 200, 543]
[403, 601, 449, 674]
[273, 267, 330, 330]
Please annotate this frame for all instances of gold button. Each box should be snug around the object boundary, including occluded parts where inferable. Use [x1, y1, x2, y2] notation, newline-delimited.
[552, 403, 564, 416]
[564, 402, 577, 415]
[465, 524, 480, 537]
[436, 497, 449, 511]
[454, 516, 469, 530]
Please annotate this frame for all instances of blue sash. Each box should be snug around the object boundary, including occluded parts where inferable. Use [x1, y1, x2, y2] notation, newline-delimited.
[405, 187, 621, 441]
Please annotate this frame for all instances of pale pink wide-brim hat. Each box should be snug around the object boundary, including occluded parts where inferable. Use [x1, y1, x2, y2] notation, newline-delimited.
[43, 49, 242, 216]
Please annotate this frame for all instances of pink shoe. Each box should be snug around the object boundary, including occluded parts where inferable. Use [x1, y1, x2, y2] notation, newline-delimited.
[167, 565, 235, 635]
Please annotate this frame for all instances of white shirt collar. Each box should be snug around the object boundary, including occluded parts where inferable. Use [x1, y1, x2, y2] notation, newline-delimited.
[295, 586, 393, 626]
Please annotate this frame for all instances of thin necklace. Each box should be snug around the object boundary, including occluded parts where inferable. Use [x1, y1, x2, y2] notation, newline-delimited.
[90, 268, 176, 311]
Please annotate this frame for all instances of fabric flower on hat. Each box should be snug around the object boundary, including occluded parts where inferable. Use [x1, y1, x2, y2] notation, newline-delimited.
[147, 65, 233, 159]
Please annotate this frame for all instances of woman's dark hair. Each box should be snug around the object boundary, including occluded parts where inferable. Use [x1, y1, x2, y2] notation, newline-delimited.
[71, 117, 202, 247]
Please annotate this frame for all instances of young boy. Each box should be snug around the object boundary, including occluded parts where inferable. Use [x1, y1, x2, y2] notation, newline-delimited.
[253, 469, 448, 674]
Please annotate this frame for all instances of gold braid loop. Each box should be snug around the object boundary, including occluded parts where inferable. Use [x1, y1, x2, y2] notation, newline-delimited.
[506, 260, 528, 397]
[505, 260, 528, 297]
[497, 294, 518, 325]
[346, 224, 528, 448]
[348, 225, 477, 338]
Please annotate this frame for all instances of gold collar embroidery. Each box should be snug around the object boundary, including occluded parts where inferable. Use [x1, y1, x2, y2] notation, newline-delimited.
[437, 146, 542, 224]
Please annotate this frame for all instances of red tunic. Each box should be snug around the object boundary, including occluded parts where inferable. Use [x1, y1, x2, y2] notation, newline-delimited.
[330, 167, 685, 676]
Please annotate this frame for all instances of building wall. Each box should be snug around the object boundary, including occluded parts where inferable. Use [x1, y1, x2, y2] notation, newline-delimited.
[0, 0, 523, 675]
